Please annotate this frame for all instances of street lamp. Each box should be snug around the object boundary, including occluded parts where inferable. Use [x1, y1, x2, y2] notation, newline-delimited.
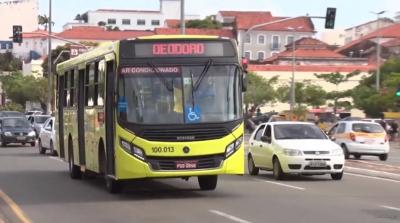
[287, 26, 303, 120]
[371, 10, 386, 92]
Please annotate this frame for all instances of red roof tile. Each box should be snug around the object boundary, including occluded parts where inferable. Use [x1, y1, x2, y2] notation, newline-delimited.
[218, 11, 314, 32]
[154, 28, 235, 38]
[337, 23, 400, 53]
[249, 64, 374, 72]
[382, 38, 400, 47]
[22, 30, 56, 39]
[56, 26, 154, 41]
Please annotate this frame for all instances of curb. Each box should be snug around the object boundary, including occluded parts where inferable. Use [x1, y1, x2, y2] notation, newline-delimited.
[345, 166, 400, 181]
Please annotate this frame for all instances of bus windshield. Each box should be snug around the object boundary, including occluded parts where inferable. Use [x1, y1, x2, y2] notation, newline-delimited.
[118, 64, 241, 124]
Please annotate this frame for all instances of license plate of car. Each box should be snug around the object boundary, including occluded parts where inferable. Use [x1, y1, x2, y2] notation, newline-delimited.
[309, 160, 327, 167]
[16, 136, 26, 141]
[176, 161, 198, 169]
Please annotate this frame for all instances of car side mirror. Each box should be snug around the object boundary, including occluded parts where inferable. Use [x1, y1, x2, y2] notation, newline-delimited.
[261, 136, 271, 144]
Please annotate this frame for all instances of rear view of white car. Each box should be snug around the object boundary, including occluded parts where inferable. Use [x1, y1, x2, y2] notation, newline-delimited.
[38, 117, 57, 156]
[248, 122, 345, 180]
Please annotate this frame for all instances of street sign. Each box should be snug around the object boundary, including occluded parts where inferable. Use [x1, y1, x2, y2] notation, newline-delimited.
[70, 45, 88, 58]
[12, 25, 23, 43]
[325, 8, 336, 29]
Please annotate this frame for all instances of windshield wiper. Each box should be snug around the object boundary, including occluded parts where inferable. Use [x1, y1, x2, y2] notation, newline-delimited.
[147, 62, 173, 91]
[193, 59, 213, 91]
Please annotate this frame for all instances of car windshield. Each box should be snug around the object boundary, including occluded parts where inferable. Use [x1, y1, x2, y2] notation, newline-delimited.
[352, 123, 384, 133]
[1, 112, 24, 117]
[274, 124, 327, 140]
[118, 64, 241, 124]
[34, 116, 50, 124]
[3, 118, 31, 128]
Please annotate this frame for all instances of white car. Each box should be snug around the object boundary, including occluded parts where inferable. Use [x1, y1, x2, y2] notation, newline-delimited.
[327, 121, 390, 160]
[38, 117, 57, 156]
[248, 121, 345, 180]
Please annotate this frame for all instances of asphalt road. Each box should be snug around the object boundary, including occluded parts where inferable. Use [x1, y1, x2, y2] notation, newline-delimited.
[1, 145, 400, 223]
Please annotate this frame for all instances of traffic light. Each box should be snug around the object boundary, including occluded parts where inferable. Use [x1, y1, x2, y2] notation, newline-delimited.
[325, 8, 336, 29]
[12, 25, 23, 43]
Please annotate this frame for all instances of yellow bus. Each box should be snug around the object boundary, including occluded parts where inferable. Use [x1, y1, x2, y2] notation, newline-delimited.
[55, 35, 245, 193]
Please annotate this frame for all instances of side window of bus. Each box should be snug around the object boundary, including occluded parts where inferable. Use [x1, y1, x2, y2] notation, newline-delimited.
[97, 60, 105, 106]
[70, 69, 75, 107]
[85, 63, 95, 107]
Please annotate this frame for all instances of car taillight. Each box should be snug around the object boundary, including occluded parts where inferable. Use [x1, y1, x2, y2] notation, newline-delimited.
[350, 133, 356, 142]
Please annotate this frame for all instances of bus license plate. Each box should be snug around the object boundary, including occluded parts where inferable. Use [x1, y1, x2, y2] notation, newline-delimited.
[176, 161, 197, 169]
[309, 160, 326, 168]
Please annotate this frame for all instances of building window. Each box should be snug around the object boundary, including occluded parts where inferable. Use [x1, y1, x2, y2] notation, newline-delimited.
[257, 51, 265, 60]
[137, 19, 146, 25]
[244, 33, 251, 44]
[151, 20, 160, 26]
[107, 18, 116, 25]
[122, 19, 131, 25]
[287, 36, 294, 45]
[244, 51, 251, 60]
[271, 35, 280, 50]
[258, 35, 266, 44]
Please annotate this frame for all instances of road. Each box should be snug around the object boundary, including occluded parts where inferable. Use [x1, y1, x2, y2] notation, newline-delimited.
[1, 145, 400, 223]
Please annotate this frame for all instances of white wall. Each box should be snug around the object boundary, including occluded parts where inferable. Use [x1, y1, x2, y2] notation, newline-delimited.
[160, 0, 180, 20]
[13, 37, 48, 60]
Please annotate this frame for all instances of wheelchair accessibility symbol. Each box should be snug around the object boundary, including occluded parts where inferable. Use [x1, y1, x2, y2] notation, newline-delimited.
[185, 106, 201, 123]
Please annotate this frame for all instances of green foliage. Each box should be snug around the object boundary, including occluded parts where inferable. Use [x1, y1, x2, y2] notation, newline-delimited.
[0, 102, 24, 112]
[0, 52, 22, 71]
[42, 44, 71, 77]
[184, 16, 222, 29]
[244, 72, 278, 110]
[0, 72, 48, 111]
[277, 81, 327, 107]
[352, 58, 400, 117]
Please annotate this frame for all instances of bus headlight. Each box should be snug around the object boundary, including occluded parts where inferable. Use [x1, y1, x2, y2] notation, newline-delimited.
[225, 135, 243, 158]
[120, 138, 146, 161]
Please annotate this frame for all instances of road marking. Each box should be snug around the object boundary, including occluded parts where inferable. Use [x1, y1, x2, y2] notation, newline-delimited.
[345, 172, 400, 183]
[345, 166, 400, 178]
[0, 189, 32, 223]
[381, 205, 400, 212]
[255, 179, 305, 191]
[48, 156, 63, 162]
[209, 210, 252, 223]
[349, 160, 400, 168]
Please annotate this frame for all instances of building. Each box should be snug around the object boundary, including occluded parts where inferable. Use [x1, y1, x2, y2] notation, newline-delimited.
[0, 41, 13, 53]
[215, 11, 315, 61]
[0, 0, 38, 41]
[337, 23, 400, 63]
[320, 29, 346, 47]
[344, 18, 394, 44]
[395, 12, 400, 22]
[63, 0, 199, 31]
[22, 58, 43, 78]
[13, 30, 51, 60]
[154, 28, 235, 38]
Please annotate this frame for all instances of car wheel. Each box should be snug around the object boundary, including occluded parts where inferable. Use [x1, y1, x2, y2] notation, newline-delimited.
[273, 158, 285, 180]
[49, 141, 57, 156]
[354, 154, 361, 159]
[379, 153, 388, 161]
[331, 171, 343, 180]
[198, 175, 218, 191]
[30, 141, 35, 147]
[248, 154, 259, 176]
[38, 140, 45, 154]
[1, 142, 7, 147]
[341, 144, 350, 159]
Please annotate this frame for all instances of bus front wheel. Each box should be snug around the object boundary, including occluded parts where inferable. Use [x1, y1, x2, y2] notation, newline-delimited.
[105, 176, 121, 194]
[198, 175, 218, 191]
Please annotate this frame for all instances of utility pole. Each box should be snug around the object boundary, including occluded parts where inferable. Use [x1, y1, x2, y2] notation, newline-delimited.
[371, 10, 386, 92]
[180, 0, 185, 35]
[47, 0, 52, 114]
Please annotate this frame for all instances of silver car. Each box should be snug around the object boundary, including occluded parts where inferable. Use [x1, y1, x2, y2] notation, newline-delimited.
[27, 115, 51, 137]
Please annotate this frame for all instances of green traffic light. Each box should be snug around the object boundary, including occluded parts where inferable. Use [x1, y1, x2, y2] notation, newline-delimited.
[396, 91, 400, 97]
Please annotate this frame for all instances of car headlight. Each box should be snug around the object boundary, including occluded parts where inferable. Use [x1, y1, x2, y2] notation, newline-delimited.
[120, 138, 146, 161]
[283, 149, 302, 156]
[225, 135, 243, 158]
[28, 131, 36, 137]
[331, 148, 343, 156]
[4, 132, 12, 136]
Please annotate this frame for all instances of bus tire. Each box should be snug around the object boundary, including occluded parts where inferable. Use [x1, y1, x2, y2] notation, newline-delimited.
[105, 176, 122, 194]
[68, 140, 82, 179]
[198, 175, 218, 191]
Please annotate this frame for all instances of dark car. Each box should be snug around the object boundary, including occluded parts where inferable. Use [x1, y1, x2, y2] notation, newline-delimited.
[0, 117, 36, 147]
[0, 111, 25, 118]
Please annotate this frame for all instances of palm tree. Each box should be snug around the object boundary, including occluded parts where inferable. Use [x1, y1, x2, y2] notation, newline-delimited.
[38, 14, 55, 31]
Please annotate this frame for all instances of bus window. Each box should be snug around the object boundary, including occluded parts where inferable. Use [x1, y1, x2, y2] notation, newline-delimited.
[70, 69, 75, 107]
[85, 64, 95, 107]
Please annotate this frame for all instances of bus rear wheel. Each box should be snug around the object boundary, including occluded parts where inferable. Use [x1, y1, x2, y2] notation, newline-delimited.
[198, 175, 218, 191]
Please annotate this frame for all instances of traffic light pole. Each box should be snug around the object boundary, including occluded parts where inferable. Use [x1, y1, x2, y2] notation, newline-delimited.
[47, 0, 52, 115]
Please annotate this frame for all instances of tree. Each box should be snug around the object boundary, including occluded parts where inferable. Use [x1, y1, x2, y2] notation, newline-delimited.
[184, 16, 222, 29]
[38, 14, 54, 31]
[244, 72, 278, 113]
[277, 81, 327, 108]
[0, 52, 22, 71]
[42, 44, 71, 78]
[314, 71, 360, 113]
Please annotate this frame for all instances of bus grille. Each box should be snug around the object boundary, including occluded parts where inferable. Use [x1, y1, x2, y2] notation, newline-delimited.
[141, 127, 230, 142]
[147, 154, 225, 171]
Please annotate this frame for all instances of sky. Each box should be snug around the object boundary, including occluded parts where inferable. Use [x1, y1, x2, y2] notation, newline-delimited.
[38, 0, 400, 32]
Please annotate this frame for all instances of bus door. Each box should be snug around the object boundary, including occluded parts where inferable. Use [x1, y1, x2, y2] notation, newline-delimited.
[105, 60, 115, 175]
[58, 74, 65, 158]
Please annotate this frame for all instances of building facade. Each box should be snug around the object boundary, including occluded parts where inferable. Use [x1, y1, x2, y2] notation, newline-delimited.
[344, 18, 394, 44]
[0, 0, 38, 41]
[215, 11, 315, 61]
[64, 0, 199, 31]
